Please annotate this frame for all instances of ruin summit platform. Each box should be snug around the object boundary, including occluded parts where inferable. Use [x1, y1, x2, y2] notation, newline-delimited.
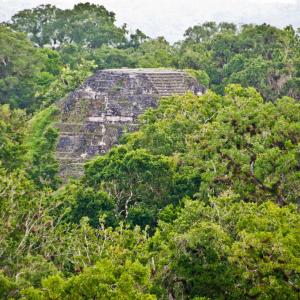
[55, 68, 205, 178]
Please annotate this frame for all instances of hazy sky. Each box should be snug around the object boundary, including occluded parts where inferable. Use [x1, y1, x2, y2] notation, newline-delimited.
[1, 0, 299, 42]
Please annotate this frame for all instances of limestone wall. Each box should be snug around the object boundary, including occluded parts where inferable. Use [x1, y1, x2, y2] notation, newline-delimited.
[55, 69, 205, 178]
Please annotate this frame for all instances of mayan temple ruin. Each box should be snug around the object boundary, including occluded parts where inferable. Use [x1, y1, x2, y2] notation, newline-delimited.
[55, 69, 205, 177]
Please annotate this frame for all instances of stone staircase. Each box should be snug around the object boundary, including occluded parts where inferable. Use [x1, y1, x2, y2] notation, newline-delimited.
[146, 72, 191, 96]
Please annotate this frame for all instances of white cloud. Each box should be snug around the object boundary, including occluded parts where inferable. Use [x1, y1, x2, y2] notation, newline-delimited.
[248, 0, 296, 3]
[1, 0, 299, 42]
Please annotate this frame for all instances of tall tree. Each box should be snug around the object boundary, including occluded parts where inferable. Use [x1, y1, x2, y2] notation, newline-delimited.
[0, 26, 47, 110]
[9, 3, 127, 49]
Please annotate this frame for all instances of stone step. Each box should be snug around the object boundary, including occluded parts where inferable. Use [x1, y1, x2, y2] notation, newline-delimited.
[54, 122, 85, 126]
[159, 92, 187, 96]
[146, 73, 185, 76]
[59, 162, 85, 166]
[155, 87, 187, 91]
[57, 156, 84, 162]
[154, 85, 187, 89]
[148, 78, 186, 82]
[148, 74, 185, 78]
[153, 82, 186, 86]
[59, 132, 104, 136]
[86, 77, 190, 94]
[56, 151, 96, 157]
[150, 80, 186, 83]
[149, 76, 185, 79]
[57, 157, 85, 162]
[56, 151, 76, 156]
[158, 91, 188, 96]
[156, 88, 188, 92]
[152, 83, 186, 87]
[57, 156, 90, 164]
[152, 80, 187, 84]
[150, 76, 186, 78]
[149, 77, 185, 81]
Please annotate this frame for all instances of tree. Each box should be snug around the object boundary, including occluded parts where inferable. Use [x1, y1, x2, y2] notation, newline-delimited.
[90, 46, 136, 70]
[0, 105, 26, 170]
[135, 37, 176, 68]
[0, 25, 48, 111]
[71, 187, 116, 228]
[0, 169, 60, 284]
[152, 194, 300, 299]
[83, 146, 177, 228]
[39, 58, 96, 107]
[9, 3, 127, 49]
[179, 22, 300, 100]
[183, 22, 236, 44]
[128, 29, 149, 48]
[24, 105, 60, 189]
[187, 85, 300, 205]
[22, 259, 156, 300]
[125, 86, 300, 205]
[9, 5, 60, 47]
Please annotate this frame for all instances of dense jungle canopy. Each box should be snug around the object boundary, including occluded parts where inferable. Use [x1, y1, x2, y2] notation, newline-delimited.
[0, 2, 299, 299]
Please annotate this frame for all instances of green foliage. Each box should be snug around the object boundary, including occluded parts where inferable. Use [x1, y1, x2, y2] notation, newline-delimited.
[1, 86, 300, 299]
[22, 259, 156, 300]
[126, 86, 300, 205]
[189, 86, 300, 204]
[0, 272, 17, 299]
[1, 5, 300, 299]
[0, 26, 74, 112]
[39, 59, 96, 107]
[9, 4, 59, 47]
[0, 169, 60, 282]
[179, 22, 300, 100]
[0, 171, 154, 297]
[83, 146, 177, 228]
[24, 105, 60, 189]
[90, 46, 136, 69]
[128, 29, 149, 48]
[0, 105, 26, 170]
[125, 91, 218, 156]
[28, 127, 60, 189]
[9, 3, 127, 49]
[185, 69, 210, 88]
[25, 105, 58, 160]
[71, 187, 116, 228]
[151, 194, 300, 299]
[135, 37, 176, 68]
[0, 25, 48, 111]
[183, 21, 237, 43]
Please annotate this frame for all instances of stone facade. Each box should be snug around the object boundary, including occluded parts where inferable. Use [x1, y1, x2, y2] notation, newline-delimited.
[55, 69, 205, 178]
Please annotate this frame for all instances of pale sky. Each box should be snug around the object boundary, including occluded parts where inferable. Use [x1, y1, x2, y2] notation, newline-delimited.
[1, 0, 299, 42]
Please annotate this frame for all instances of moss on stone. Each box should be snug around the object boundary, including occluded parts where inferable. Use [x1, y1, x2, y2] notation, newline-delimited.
[24, 104, 60, 161]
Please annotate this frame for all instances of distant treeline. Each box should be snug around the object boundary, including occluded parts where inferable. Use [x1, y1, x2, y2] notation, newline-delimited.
[1, 3, 300, 112]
